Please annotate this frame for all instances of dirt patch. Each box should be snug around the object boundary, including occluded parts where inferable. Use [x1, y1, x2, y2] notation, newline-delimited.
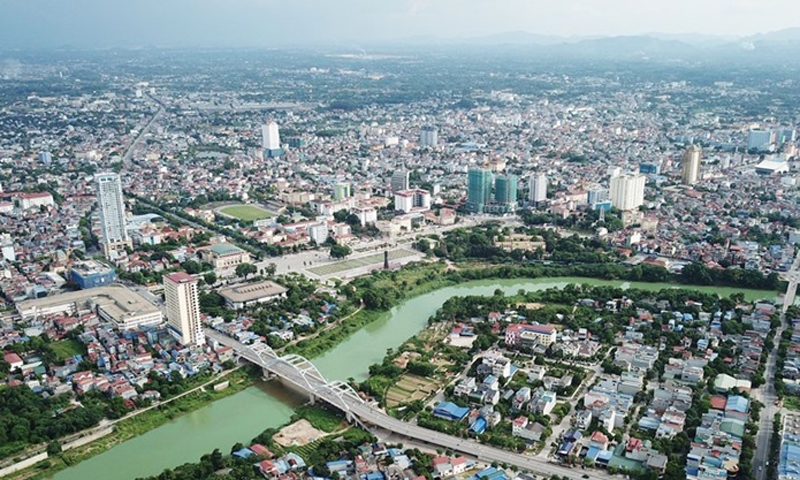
[273, 419, 326, 447]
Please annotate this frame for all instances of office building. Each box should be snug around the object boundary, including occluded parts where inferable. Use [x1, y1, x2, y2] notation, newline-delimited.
[609, 174, 646, 211]
[529, 174, 548, 204]
[681, 145, 702, 185]
[95, 172, 131, 259]
[747, 130, 774, 151]
[639, 162, 660, 175]
[466, 168, 492, 213]
[494, 175, 518, 212]
[163, 272, 204, 346]
[391, 168, 410, 193]
[334, 183, 351, 201]
[69, 260, 116, 290]
[16, 284, 162, 330]
[38, 151, 52, 164]
[394, 189, 432, 213]
[419, 125, 439, 147]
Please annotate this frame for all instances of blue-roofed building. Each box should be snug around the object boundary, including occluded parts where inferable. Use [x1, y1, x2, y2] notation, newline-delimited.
[470, 417, 487, 435]
[232, 447, 256, 459]
[326, 460, 352, 474]
[725, 395, 749, 413]
[469, 467, 509, 480]
[360, 473, 385, 480]
[433, 401, 470, 421]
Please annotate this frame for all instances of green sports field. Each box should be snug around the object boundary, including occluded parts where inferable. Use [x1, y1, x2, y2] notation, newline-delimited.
[219, 204, 273, 221]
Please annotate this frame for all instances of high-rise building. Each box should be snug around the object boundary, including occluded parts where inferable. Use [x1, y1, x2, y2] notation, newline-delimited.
[528, 174, 547, 204]
[609, 174, 646, 211]
[95, 172, 131, 258]
[778, 128, 797, 145]
[391, 169, 410, 193]
[419, 125, 439, 147]
[38, 151, 52, 164]
[466, 168, 492, 213]
[494, 175, 518, 212]
[747, 130, 775, 151]
[308, 223, 329, 245]
[334, 183, 351, 201]
[163, 272, 204, 346]
[261, 121, 281, 150]
[681, 145, 702, 185]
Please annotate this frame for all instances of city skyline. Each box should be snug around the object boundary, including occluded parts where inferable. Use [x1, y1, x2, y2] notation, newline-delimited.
[2, 0, 800, 49]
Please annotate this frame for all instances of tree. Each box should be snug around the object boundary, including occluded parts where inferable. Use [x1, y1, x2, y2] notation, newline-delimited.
[203, 272, 217, 285]
[330, 243, 352, 259]
[235, 262, 257, 279]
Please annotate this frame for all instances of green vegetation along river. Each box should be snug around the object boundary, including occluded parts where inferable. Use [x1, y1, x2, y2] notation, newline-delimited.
[52, 277, 775, 480]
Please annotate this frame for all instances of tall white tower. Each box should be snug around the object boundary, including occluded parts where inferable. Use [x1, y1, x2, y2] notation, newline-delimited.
[261, 121, 281, 150]
[163, 272, 204, 346]
[681, 145, 701, 185]
[95, 172, 131, 258]
[609, 174, 646, 211]
[529, 174, 548, 204]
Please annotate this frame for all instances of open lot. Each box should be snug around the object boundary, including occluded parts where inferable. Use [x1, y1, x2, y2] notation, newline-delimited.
[273, 419, 326, 447]
[386, 374, 440, 408]
[218, 204, 273, 221]
[50, 339, 86, 362]
[308, 249, 417, 276]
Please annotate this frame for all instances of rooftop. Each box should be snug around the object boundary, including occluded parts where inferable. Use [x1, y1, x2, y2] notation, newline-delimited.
[16, 284, 160, 323]
[208, 243, 246, 256]
[217, 280, 288, 303]
[164, 272, 196, 284]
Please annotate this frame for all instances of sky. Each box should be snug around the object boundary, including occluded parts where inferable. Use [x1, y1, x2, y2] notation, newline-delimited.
[1, 0, 799, 49]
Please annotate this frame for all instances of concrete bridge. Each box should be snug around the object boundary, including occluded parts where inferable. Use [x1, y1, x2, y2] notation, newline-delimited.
[205, 329, 613, 480]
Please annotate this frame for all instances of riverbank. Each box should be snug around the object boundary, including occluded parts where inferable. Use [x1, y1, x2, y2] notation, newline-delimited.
[288, 260, 777, 361]
[40, 264, 778, 479]
[9, 368, 258, 480]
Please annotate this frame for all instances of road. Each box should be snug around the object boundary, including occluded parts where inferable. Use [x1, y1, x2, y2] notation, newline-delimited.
[207, 329, 615, 480]
[121, 97, 164, 167]
[753, 318, 783, 480]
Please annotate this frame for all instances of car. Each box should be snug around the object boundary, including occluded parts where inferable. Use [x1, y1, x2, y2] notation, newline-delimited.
[583, 475, 590, 479]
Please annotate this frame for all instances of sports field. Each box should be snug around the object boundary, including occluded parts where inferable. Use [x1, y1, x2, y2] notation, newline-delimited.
[218, 204, 273, 221]
[308, 249, 417, 276]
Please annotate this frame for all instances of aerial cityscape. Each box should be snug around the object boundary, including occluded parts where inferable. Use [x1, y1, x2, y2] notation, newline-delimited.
[3, 2, 800, 480]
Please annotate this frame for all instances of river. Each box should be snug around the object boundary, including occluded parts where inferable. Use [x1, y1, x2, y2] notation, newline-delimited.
[52, 277, 774, 480]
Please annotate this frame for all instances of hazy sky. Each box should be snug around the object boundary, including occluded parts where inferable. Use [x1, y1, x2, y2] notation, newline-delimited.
[2, 0, 799, 48]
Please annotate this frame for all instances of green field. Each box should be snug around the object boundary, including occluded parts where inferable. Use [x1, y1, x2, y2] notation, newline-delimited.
[219, 204, 273, 221]
[50, 338, 86, 362]
[308, 249, 418, 276]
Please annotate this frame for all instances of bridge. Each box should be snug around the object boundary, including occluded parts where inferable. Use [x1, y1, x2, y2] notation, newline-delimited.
[205, 329, 612, 480]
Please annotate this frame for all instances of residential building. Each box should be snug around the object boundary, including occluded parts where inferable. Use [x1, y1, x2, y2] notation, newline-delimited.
[466, 168, 492, 213]
[308, 223, 329, 245]
[493, 174, 518, 212]
[529, 174, 547, 204]
[682, 145, 702, 185]
[95, 172, 132, 259]
[747, 129, 774, 151]
[391, 168, 410, 193]
[334, 183, 351, 201]
[394, 189, 431, 213]
[163, 272, 204, 346]
[419, 125, 438, 147]
[609, 174, 646, 211]
[17, 192, 55, 210]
